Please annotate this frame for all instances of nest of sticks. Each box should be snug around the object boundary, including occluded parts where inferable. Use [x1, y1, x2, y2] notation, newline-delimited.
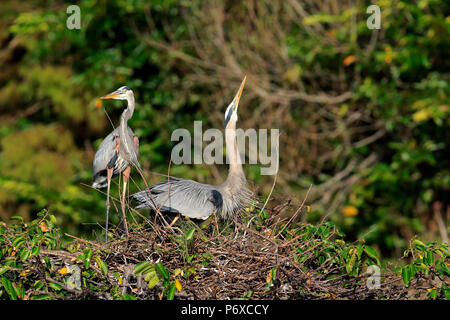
[39, 206, 441, 301]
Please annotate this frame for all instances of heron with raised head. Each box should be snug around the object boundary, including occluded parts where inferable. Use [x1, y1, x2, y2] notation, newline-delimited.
[92, 86, 139, 240]
[130, 76, 252, 221]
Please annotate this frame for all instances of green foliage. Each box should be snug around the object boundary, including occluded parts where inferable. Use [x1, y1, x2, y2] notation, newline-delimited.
[0, 213, 129, 300]
[287, 222, 380, 278]
[0, 124, 80, 190]
[0, 210, 62, 300]
[398, 237, 449, 299]
[133, 261, 178, 300]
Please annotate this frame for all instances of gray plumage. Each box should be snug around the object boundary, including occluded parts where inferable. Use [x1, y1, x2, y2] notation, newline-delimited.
[92, 86, 139, 240]
[131, 171, 253, 220]
[92, 126, 138, 189]
[130, 76, 253, 220]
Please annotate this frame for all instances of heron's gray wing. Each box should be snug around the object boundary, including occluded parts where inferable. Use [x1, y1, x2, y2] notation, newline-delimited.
[131, 178, 223, 220]
[92, 126, 139, 189]
[92, 128, 121, 189]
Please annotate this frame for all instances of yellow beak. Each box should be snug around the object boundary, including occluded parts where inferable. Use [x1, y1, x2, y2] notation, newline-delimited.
[100, 92, 120, 100]
[233, 75, 247, 106]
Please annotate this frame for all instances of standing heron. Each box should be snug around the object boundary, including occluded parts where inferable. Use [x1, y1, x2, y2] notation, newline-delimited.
[130, 77, 252, 221]
[92, 86, 139, 240]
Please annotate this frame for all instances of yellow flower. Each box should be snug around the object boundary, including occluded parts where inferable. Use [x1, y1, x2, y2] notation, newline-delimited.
[58, 267, 68, 275]
[20, 270, 30, 277]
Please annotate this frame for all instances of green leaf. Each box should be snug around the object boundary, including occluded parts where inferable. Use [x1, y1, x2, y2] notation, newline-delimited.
[31, 246, 40, 257]
[425, 251, 433, 266]
[356, 244, 364, 259]
[346, 248, 357, 274]
[12, 236, 25, 248]
[166, 282, 176, 300]
[155, 262, 170, 280]
[49, 282, 62, 291]
[134, 261, 154, 275]
[0, 266, 10, 276]
[408, 264, 416, 278]
[402, 267, 410, 287]
[34, 280, 45, 290]
[121, 294, 137, 300]
[144, 270, 156, 281]
[185, 227, 195, 241]
[435, 248, 444, 258]
[12, 283, 21, 299]
[413, 239, 426, 248]
[10, 215, 24, 222]
[19, 248, 31, 261]
[83, 249, 92, 269]
[1, 277, 17, 300]
[364, 246, 378, 260]
[429, 288, 437, 299]
[147, 273, 160, 289]
[95, 257, 108, 276]
[443, 286, 450, 300]
[49, 215, 57, 224]
[271, 267, 277, 281]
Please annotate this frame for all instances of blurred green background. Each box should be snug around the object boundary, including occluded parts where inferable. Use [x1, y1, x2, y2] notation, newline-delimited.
[0, 0, 448, 258]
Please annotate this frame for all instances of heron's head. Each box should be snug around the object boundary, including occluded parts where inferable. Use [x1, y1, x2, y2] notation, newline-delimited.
[224, 76, 246, 128]
[100, 86, 133, 100]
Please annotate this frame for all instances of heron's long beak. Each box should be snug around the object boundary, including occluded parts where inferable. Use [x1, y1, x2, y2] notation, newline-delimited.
[100, 90, 120, 100]
[233, 75, 247, 106]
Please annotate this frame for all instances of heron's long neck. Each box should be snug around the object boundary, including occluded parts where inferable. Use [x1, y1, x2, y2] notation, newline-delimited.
[224, 122, 245, 187]
[120, 94, 135, 130]
[119, 94, 135, 158]
[219, 121, 251, 219]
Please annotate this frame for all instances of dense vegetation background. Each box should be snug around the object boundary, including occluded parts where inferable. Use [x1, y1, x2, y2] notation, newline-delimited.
[0, 0, 448, 262]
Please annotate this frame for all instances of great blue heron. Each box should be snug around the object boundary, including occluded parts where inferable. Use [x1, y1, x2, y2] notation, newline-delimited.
[130, 77, 252, 221]
[92, 86, 139, 240]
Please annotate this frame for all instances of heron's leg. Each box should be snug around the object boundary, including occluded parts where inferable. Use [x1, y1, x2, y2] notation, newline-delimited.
[120, 166, 131, 237]
[105, 167, 114, 242]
